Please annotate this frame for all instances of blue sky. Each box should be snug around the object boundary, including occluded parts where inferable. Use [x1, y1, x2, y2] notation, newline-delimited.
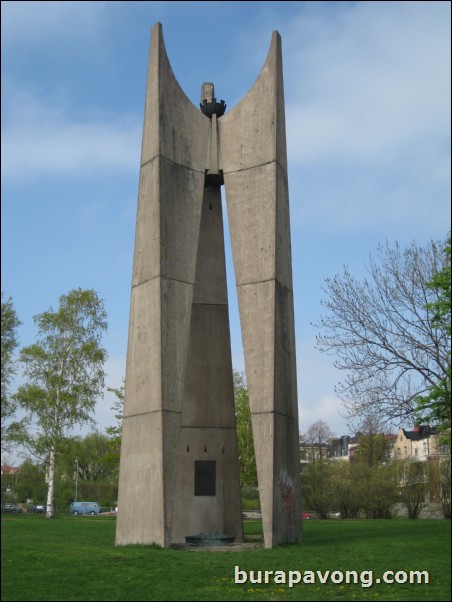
[2, 1, 451, 443]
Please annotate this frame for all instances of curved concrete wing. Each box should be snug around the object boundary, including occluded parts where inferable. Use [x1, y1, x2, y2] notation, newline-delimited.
[222, 31, 300, 548]
[117, 24, 210, 547]
[219, 31, 287, 174]
[141, 22, 211, 170]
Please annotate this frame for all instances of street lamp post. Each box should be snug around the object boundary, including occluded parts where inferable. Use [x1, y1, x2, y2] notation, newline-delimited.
[74, 458, 78, 502]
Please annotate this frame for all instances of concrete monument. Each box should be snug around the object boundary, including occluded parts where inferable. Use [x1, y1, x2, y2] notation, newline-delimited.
[116, 23, 300, 549]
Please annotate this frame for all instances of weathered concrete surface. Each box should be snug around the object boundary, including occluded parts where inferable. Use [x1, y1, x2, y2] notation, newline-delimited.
[171, 426, 243, 542]
[221, 31, 301, 548]
[251, 412, 300, 545]
[234, 280, 297, 418]
[117, 24, 299, 549]
[140, 25, 210, 171]
[116, 23, 209, 547]
[132, 157, 206, 286]
[116, 411, 180, 546]
[172, 186, 243, 543]
[219, 31, 287, 174]
[224, 163, 292, 290]
[117, 24, 242, 547]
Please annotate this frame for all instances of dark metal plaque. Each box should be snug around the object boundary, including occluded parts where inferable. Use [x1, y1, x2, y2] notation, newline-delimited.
[194, 460, 216, 496]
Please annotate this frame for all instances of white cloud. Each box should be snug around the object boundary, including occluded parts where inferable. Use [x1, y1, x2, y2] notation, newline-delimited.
[285, 2, 450, 164]
[1, 1, 109, 47]
[296, 335, 350, 435]
[299, 392, 348, 438]
[1, 88, 141, 180]
[282, 1, 451, 233]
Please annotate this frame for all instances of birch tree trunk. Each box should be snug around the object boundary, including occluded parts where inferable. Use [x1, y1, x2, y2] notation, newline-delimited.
[46, 447, 56, 518]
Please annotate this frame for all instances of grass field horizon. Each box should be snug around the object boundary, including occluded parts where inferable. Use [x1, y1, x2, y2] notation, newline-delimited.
[1, 515, 450, 601]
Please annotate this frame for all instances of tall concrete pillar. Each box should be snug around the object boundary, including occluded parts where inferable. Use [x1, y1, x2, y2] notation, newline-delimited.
[171, 184, 243, 544]
[116, 24, 300, 549]
[116, 23, 207, 547]
[220, 32, 300, 548]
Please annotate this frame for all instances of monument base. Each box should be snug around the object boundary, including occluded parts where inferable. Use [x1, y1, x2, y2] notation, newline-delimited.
[185, 532, 235, 546]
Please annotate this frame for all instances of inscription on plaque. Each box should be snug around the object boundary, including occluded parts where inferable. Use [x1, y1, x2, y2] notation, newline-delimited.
[194, 460, 216, 496]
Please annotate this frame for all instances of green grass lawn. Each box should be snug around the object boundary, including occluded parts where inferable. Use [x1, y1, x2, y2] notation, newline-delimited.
[1, 515, 450, 601]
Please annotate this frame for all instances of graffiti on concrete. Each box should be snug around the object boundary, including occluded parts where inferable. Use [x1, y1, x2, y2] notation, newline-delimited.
[278, 468, 299, 523]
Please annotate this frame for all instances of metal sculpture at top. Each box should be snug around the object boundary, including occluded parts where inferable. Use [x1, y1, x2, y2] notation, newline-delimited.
[116, 23, 300, 549]
[200, 82, 226, 119]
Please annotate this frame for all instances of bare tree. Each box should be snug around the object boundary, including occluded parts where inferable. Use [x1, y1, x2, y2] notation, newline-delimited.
[430, 455, 451, 519]
[439, 456, 451, 519]
[398, 461, 429, 519]
[353, 414, 392, 466]
[302, 420, 335, 462]
[315, 238, 450, 426]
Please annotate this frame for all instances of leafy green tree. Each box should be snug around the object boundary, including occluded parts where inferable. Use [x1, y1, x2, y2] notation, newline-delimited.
[57, 432, 119, 508]
[105, 378, 125, 448]
[13, 459, 47, 505]
[1, 293, 21, 451]
[354, 433, 392, 466]
[61, 432, 118, 483]
[303, 450, 399, 519]
[234, 371, 257, 489]
[398, 460, 429, 519]
[331, 462, 370, 518]
[11, 289, 107, 518]
[351, 414, 392, 467]
[415, 235, 451, 440]
[348, 415, 398, 517]
[360, 463, 398, 519]
[301, 460, 334, 518]
[429, 456, 451, 519]
[333, 423, 401, 518]
[88, 381, 126, 482]
[439, 457, 451, 519]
